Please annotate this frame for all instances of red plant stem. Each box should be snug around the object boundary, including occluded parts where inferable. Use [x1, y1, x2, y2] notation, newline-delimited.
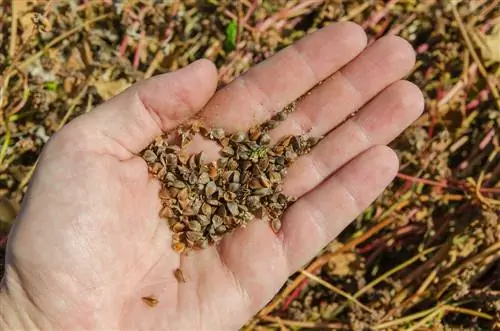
[133, 30, 145, 69]
[118, 34, 129, 56]
[397, 173, 448, 188]
[363, 0, 400, 29]
[0, 234, 7, 248]
[397, 172, 500, 194]
[282, 279, 307, 310]
[479, 128, 495, 150]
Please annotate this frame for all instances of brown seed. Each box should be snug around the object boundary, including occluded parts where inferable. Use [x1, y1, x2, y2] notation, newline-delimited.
[201, 203, 212, 216]
[237, 146, 249, 160]
[278, 194, 288, 206]
[259, 174, 271, 188]
[160, 205, 174, 219]
[258, 157, 269, 171]
[142, 296, 159, 307]
[253, 188, 270, 196]
[198, 172, 210, 185]
[240, 211, 254, 222]
[226, 202, 239, 216]
[188, 154, 197, 169]
[190, 199, 202, 214]
[186, 231, 203, 242]
[231, 132, 246, 143]
[221, 146, 235, 156]
[178, 151, 189, 165]
[174, 268, 186, 283]
[150, 162, 163, 175]
[197, 214, 210, 226]
[143, 150, 157, 163]
[248, 126, 261, 141]
[227, 158, 239, 170]
[285, 150, 297, 162]
[172, 180, 186, 189]
[159, 186, 171, 200]
[177, 187, 189, 201]
[271, 218, 282, 233]
[179, 198, 189, 210]
[166, 153, 178, 167]
[249, 178, 263, 189]
[216, 206, 227, 218]
[205, 181, 217, 198]
[232, 171, 241, 183]
[165, 172, 177, 183]
[259, 133, 271, 145]
[206, 199, 220, 206]
[188, 220, 202, 232]
[198, 239, 209, 249]
[163, 145, 178, 153]
[172, 242, 185, 253]
[223, 191, 237, 202]
[210, 128, 225, 140]
[208, 162, 218, 178]
[212, 214, 223, 228]
[172, 222, 186, 232]
[228, 182, 241, 192]
[276, 111, 288, 121]
[188, 172, 198, 185]
[216, 225, 227, 234]
[241, 160, 252, 172]
[196, 151, 207, 167]
[269, 171, 281, 183]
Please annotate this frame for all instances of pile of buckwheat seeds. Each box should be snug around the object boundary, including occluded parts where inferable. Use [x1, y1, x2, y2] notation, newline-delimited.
[142, 103, 320, 253]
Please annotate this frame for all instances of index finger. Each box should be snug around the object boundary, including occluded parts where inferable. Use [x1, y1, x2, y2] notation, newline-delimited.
[201, 22, 367, 131]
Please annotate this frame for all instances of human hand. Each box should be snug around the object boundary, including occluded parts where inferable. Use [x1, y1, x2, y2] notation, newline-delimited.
[1, 22, 423, 330]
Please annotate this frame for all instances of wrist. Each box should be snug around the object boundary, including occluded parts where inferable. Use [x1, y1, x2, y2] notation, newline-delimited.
[1, 266, 43, 330]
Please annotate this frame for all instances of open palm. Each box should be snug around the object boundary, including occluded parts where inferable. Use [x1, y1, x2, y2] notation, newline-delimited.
[1, 23, 423, 330]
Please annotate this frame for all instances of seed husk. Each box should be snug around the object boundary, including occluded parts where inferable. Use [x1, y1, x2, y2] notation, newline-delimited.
[160, 205, 174, 219]
[231, 132, 246, 143]
[172, 242, 185, 253]
[210, 128, 225, 140]
[174, 268, 186, 283]
[197, 214, 210, 226]
[142, 296, 159, 307]
[271, 218, 282, 233]
[205, 181, 217, 198]
[143, 150, 157, 163]
[186, 231, 203, 242]
[227, 201, 239, 216]
[188, 220, 202, 232]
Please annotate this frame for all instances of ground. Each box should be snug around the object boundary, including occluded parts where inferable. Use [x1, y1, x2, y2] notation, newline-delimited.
[0, 0, 499, 330]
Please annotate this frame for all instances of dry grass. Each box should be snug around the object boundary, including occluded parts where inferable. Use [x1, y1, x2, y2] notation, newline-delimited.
[1, 0, 499, 329]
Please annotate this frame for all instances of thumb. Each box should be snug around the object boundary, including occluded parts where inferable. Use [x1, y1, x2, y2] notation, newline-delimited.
[73, 59, 218, 157]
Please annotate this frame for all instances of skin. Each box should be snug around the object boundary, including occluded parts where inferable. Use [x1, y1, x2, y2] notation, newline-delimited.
[0, 22, 424, 330]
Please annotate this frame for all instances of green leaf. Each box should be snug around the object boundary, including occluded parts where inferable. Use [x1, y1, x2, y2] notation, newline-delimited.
[44, 81, 58, 91]
[224, 19, 238, 52]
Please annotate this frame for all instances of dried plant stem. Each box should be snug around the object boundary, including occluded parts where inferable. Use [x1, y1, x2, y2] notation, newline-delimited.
[17, 85, 88, 189]
[9, 1, 19, 59]
[258, 216, 398, 317]
[300, 269, 376, 315]
[333, 246, 439, 317]
[451, 4, 500, 111]
[260, 316, 346, 329]
[19, 13, 112, 70]
[374, 306, 441, 330]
